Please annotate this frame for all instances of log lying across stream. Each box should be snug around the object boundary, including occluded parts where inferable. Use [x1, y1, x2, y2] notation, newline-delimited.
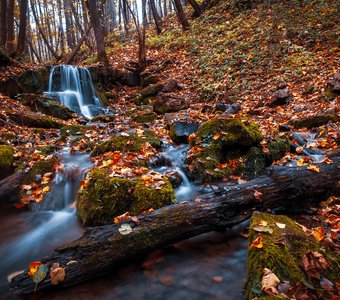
[10, 157, 340, 295]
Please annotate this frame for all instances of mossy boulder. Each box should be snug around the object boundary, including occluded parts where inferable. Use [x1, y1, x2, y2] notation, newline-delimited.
[169, 121, 200, 144]
[185, 118, 263, 182]
[140, 82, 164, 98]
[195, 117, 262, 149]
[0, 145, 15, 180]
[246, 213, 339, 300]
[141, 74, 159, 88]
[23, 156, 59, 184]
[91, 130, 161, 157]
[131, 110, 157, 123]
[20, 93, 74, 120]
[76, 169, 175, 225]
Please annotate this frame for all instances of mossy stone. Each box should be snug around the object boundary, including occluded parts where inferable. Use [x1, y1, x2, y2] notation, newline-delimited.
[245, 213, 339, 299]
[131, 110, 157, 123]
[76, 169, 175, 225]
[91, 131, 161, 157]
[0, 145, 14, 168]
[196, 117, 262, 149]
[293, 114, 338, 129]
[60, 125, 89, 137]
[23, 156, 59, 184]
[266, 138, 289, 162]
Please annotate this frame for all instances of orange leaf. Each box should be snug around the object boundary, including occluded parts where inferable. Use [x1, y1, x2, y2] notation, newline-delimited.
[213, 132, 222, 140]
[307, 165, 320, 173]
[188, 133, 196, 143]
[251, 235, 263, 249]
[258, 220, 268, 227]
[28, 261, 42, 277]
[114, 212, 130, 224]
[313, 227, 325, 241]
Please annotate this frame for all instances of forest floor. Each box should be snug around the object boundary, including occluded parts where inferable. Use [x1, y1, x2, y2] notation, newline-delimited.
[0, 0, 339, 298]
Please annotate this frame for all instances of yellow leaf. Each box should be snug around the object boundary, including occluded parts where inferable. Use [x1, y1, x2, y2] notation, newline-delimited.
[297, 158, 306, 166]
[251, 235, 263, 249]
[213, 132, 222, 140]
[28, 261, 41, 277]
[42, 186, 50, 193]
[312, 227, 325, 241]
[258, 220, 268, 227]
[307, 165, 320, 173]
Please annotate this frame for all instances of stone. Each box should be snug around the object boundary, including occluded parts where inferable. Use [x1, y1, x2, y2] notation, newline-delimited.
[20, 93, 75, 120]
[169, 121, 200, 144]
[267, 88, 291, 107]
[325, 73, 340, 98]
[164, 170, 183, 188]
[154, 93, 189, 114]
[222, 103, 241, 115]
[141, 74, 159, 88]
[131, 109, 157, 123]
[293, 113, 338, 129]
[0, 145, 14, 180]
[162, 79, 180, 93]
[140, 82, 164, 98]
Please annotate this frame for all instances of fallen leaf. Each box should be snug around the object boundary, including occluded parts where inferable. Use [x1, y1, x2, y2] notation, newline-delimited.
[118, 223, 133, 235]
[251, 235, 263, 248]
[212, 276, 223, 283]
[129, 216, 139, 225]
[254, 190, 263, 200]
[253, 225, 273, 234]
[33, 264, 48, 287]
[213, 132, 222, 140]
[262, 268, 280, 295]
[275, 222, 286, 229]
[258, 220, 268, 226]
[312, 227, 325, 241]
[50, 265, 65, 285]
[114, 212, 130, 224]
[28, 261, 42, 277]
[307, 165, 320, 173]
[301, 251, 328, 280]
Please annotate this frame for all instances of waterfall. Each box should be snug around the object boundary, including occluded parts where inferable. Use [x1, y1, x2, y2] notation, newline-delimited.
[46, 65, 103, 119]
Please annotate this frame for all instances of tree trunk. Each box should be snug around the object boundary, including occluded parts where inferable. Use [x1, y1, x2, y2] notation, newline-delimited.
[65, 26, 92, 65]
[172, 0, 190, 30]
[187, 0, 201, 17]
[0, 0, 7, 47]
[10, 158, 340, 294]
[87, 0, 109, 64]
[150, 0, 162, 34]
[6, 0, 15, 54]
[17, 0, 28, 56]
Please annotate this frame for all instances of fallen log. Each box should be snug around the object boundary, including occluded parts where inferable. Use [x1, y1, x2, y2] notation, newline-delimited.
[10, 158, 340, 294]
[0, 172, 23, 204]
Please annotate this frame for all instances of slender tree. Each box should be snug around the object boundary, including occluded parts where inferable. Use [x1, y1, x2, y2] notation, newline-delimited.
[6, 0, 15, 54]
[17, 0, 28, 55]
[150, 0, 162, 34]
[172, 0, 190, 30]
[87, 0, 109, 64]
[0, 0, 7, 47]
[187, 0, 201, 17]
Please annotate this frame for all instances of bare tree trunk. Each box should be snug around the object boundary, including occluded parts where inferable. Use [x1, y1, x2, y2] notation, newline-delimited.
[87, 0, 109, 64]
[16, 0, 28, 56]
[0, 0, 6, 47]
[187, 0, 201, 17]
[150, 0, 162, 34]
[6, 0, 15, 54]
[172, 0, 189, 30]
[65, 26, 92, 64]
[163, 0, 168, 16]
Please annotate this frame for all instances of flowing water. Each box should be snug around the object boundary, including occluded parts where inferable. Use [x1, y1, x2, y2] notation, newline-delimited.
[46, 65, 104, 119]
[0, 145, 90, 299]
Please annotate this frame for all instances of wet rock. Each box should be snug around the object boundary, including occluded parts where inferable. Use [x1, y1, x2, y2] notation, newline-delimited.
[154, 93, 189, 114]
[201, 104, 214, 113]
[222, 103, 241, 115]
[149, 155, 172, 168]
[279, 124, 291, 132]
[325, 73, 340, 99]
[20, 93, 75, 120]
[140, 82, 164, 98]
[131, 109, 157, 123]
[267, 88, 291, 107]
[293, 113, 338, 129]
[164, 170, 183, 188]
[169, 121, 200, 144]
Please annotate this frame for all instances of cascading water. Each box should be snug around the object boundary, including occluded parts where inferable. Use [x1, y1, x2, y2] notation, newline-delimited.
[0, 145, 91, 298]
[46, 65, 103, 119]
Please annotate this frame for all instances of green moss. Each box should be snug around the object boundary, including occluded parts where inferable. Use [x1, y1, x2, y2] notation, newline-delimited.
[131, 110, 157, 123]
[0, 145, 14, 168]
[76, 168, 175, 225]
[131, 180, 175, 214]
[196, 117, 262, 149]
[60, 125, 89, 137]
[23, 156, 59, 184]
[37, 145, 56, 155]
[91, 114, 115, 123]
[91, 131, 161, 157]
[266, 138, 289, 162]
[245, 213, 339, 299]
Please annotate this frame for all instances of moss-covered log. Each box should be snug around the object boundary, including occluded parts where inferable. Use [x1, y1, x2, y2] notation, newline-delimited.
[10, 157, 340, 295]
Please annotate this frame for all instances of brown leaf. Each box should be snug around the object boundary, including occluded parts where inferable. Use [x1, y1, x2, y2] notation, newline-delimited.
[301, 251, 328, 280]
